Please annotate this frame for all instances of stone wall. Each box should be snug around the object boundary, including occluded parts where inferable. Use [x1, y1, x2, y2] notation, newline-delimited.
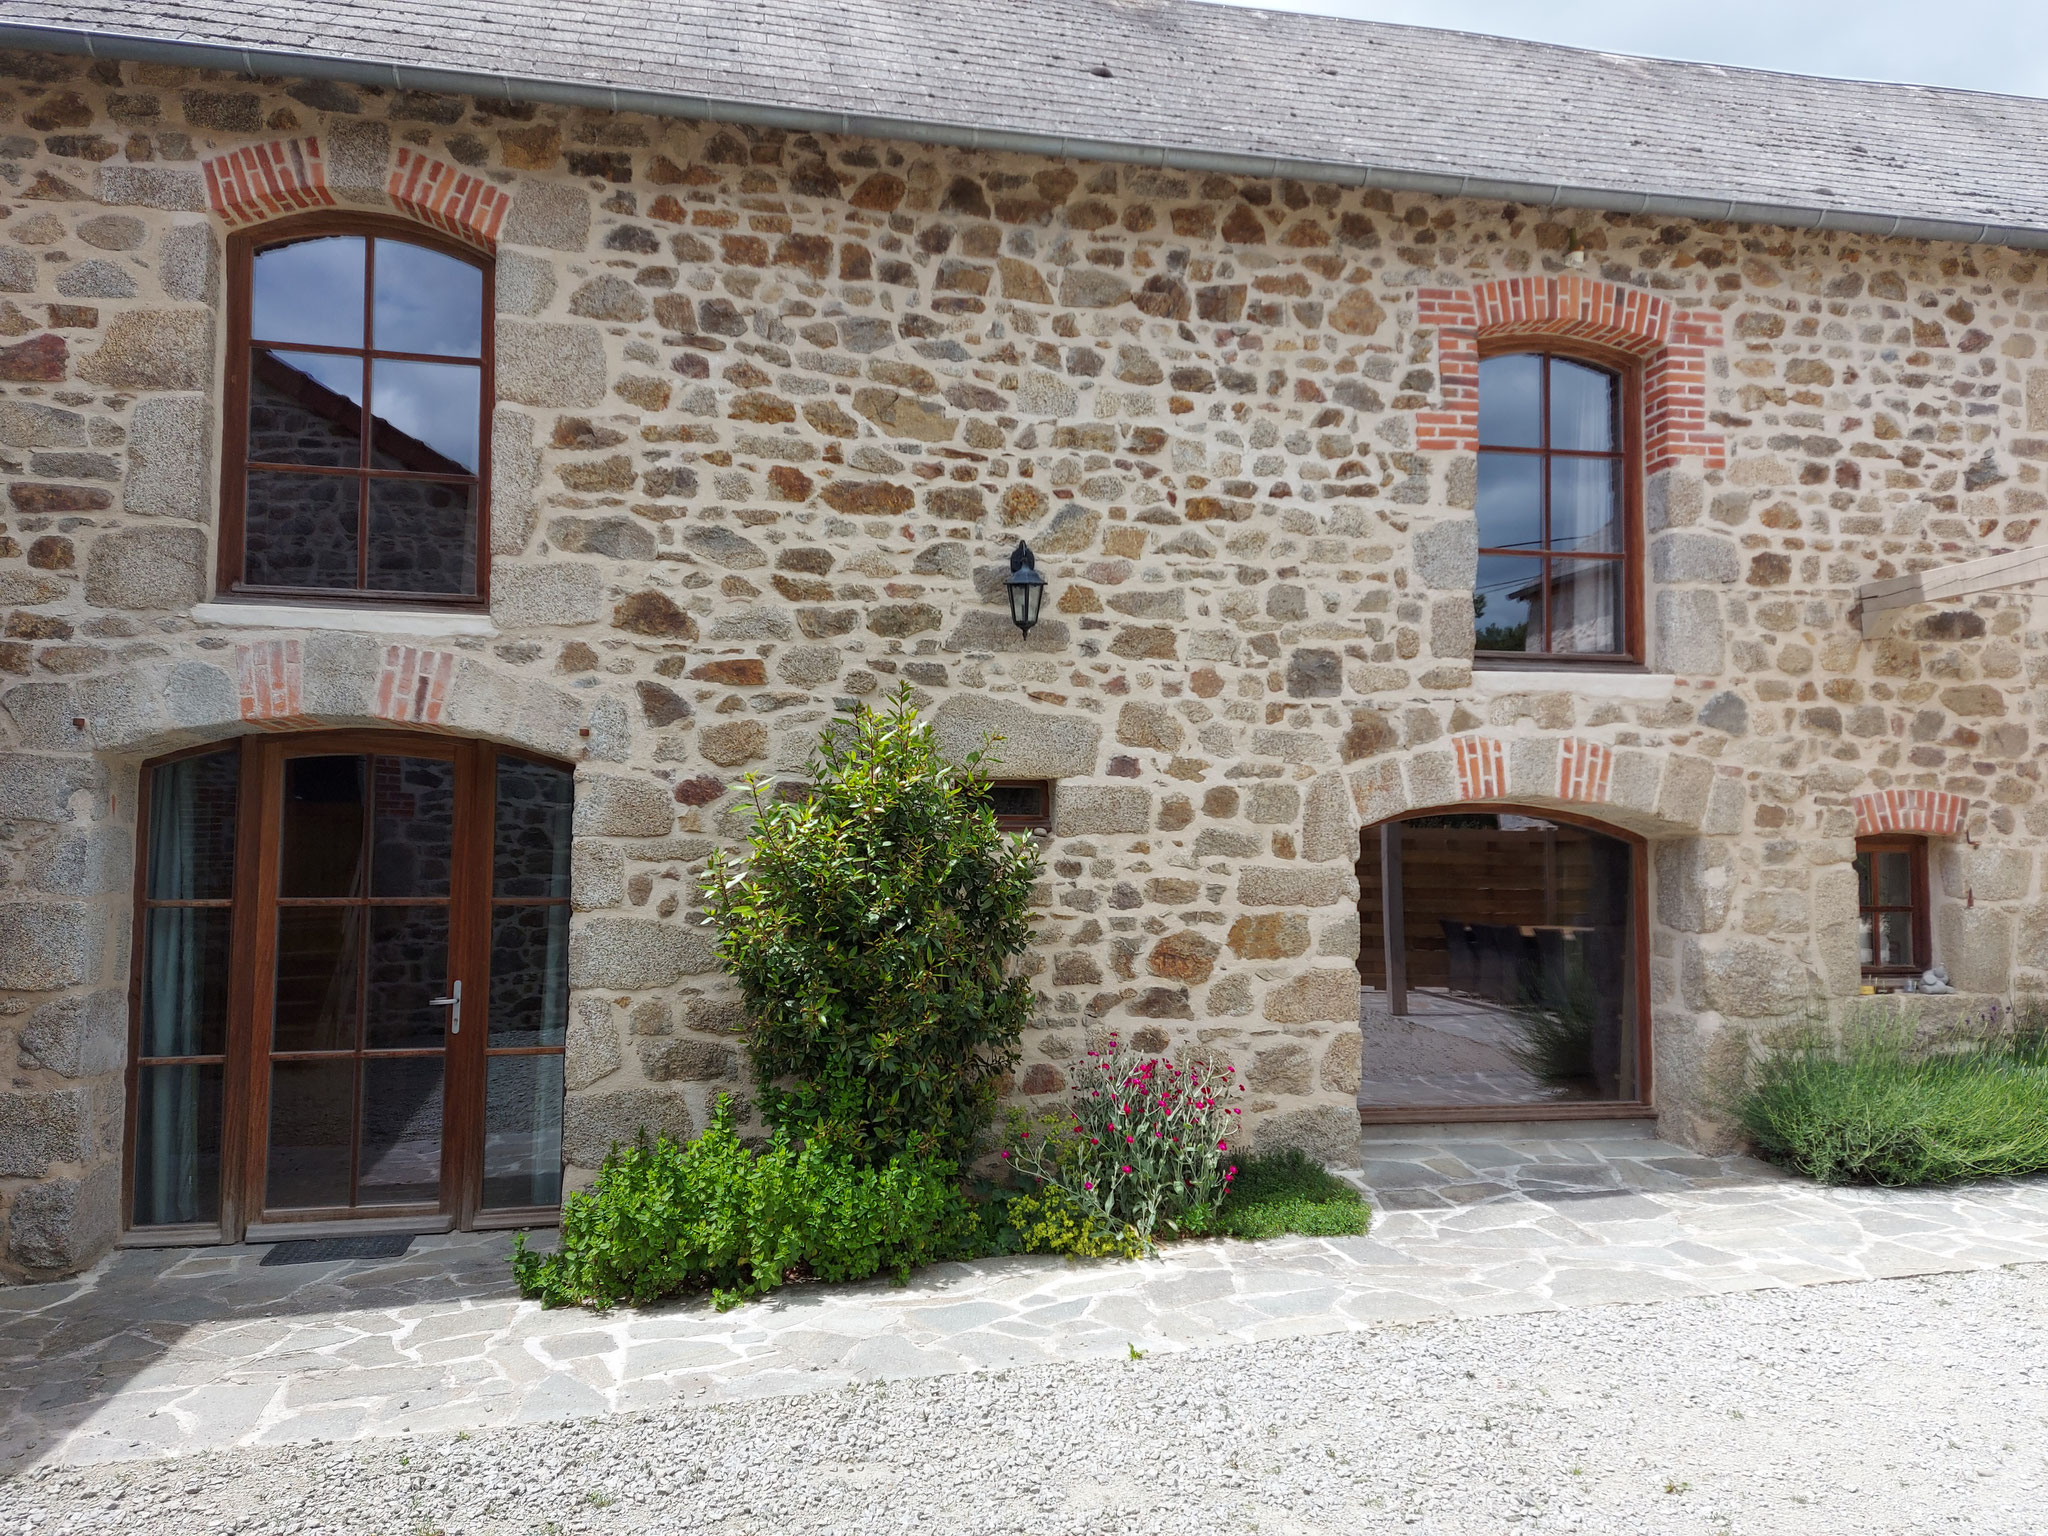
[2, 49, 2046, 1277]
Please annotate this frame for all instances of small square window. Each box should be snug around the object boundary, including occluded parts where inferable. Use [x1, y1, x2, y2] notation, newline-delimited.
[976, 779, 1053, 831]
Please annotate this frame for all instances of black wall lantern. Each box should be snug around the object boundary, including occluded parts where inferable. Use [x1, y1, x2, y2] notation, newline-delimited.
[1006, 540, 1047, 638]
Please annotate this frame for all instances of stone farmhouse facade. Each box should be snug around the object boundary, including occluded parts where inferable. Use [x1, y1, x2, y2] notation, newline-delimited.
[3, 0, 2048, 1279]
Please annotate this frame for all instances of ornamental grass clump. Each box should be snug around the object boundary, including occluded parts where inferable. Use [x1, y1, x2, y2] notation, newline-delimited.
[699, 684, 1041, 1167]
[1736, 1003, 2048, 1186]
[1004, 1038, 1243, 1245]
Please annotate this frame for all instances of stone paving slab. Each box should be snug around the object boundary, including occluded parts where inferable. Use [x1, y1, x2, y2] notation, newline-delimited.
[5, 1135, 2048, 1471]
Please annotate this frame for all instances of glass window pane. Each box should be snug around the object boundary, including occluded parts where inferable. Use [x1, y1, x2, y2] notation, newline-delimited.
[1550, 457, 1619, 553]
[1855, 852, 1874, 908]
[281, 756, 365, 898]
[266, 1059, 355, 1210]
[495, 757, 574, 898]
[372, 239, 484, 358]
[146, 751, 239, 901]
[1859, 913, 1876, 967]
[132, 1063, 224, 1227]
[273, 907, 362, 1053]
[1476, 452, 1543, 553]
[483, 1054, 563, 1209]
[365, 905, 450, 1050]
[247, 349, 364, 468]
[371, 756, 456, 898]
[366, 479, 477, 596]
[489, 905, 569, 1047]
[1478, 353, 1542, 447]
[1475, 555, 1543, 653]
[1545, 560, 1624, 655]
[1549, 357, 1616, 451]
[1878, 909, 1915, 967]
[250, 236, 364, 349]
[140, 908, 232, 1058]
[986, 782, 1047, 821]
[358, 1056, 444, 1205]
[1875, 851, 1914, 907]
[244, 472, 360, 591]
[369, 359, 479, 474]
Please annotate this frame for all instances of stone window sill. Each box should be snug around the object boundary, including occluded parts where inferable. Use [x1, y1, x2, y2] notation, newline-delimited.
[192, 601, 498, 638]
[1468, 668, 1677, 701]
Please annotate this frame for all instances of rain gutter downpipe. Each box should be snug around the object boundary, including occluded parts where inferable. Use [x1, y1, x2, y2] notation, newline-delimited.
[6, 20, 2045, 252]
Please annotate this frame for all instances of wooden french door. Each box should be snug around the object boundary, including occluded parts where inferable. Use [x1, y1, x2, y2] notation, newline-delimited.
[124, 731, 571, 1244]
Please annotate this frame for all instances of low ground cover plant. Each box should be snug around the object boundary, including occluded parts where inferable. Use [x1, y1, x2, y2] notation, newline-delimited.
[1737, 1003, 2048, 1186]
[1211, 1147, 1373, 1240]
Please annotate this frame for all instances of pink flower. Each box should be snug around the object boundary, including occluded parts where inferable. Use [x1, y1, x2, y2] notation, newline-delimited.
[1085, 1181, 1095, 1190]
[1121, 1165, 1132, 1174]
[999, 1149, 1012, 1159]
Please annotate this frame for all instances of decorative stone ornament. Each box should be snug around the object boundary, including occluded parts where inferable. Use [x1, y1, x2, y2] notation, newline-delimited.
[1006, 541, 1047, 637]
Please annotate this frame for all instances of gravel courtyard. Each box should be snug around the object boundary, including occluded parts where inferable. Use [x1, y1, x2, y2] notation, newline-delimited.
[3, 1263, 2044, 1536]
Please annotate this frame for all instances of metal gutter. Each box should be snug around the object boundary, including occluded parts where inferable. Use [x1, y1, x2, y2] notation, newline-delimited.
[8, 19, 2047, 251]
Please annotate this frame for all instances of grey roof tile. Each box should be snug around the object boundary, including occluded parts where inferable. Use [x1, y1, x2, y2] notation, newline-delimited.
[8, 0, 2048, 237]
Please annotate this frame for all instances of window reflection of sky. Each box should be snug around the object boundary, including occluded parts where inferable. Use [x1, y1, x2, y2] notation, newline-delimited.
[371, 360, 480, 473]
[252, 237, 365, 348]
[372, 240, 483, 358]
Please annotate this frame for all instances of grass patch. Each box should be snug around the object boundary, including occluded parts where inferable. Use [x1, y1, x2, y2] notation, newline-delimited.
[1210, 1148, 1373, 1240]
[1737, 1008, 2048, 1186]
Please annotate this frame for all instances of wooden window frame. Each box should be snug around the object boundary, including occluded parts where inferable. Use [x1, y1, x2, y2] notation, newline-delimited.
[1854, 834, 1931, 983]
[217, 212, 495, 611]
[979, 779, 1055, 832]
[1472, 340, 1644, 669]
[1357, 802, 1653, 1125]
[123, 731, 569, 1245]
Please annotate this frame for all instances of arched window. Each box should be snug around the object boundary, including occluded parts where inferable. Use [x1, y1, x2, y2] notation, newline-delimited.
[221, 219, 491, 606]
[1474, 351, 1637, 662]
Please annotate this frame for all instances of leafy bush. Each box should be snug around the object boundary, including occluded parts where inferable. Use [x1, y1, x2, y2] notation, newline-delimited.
[700, 684, 1041, 1165]
[1737, 1005, 2048, 1186]
[1212, 1147, 1373, 1241]
[511, 1097, 982, 1310]
[1003, 1187, 1147, 1259]
[1004, 1039, 1242, 1243]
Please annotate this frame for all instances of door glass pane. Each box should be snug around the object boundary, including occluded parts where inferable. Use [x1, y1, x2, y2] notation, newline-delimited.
[371, 756, 456, 898]
[1548, 357, 1616, 451]
[365, 905, 450, 1050]
[140, 908, 232, 1058]
[247, 349, 365, 468]
[483, 1055, 563, 1209]
[146, 751, 238, 901]
[369, 359, 480, 473]
[366, 479, 477, 596]
[243, 473, 360, 591]
[273, 907, 362, 1052]
[281, 755, 365, 897]
[1874, 851, 1913, 907]
[495, 757, 574, 897]
[1478, 353, 1542, 447]
[1476, 451, 1542, 552]
[1360, 814, 1637, 1109]
[1546, 560, 1623, 655]
[1878, 909, 1915, 968]
[373, 239, 484, 358]
[490, 905, 569, 1047]
[1550, 457, 1619, 553]
[250, 236, 364, 349]
[358, 1057, 444, 1205]
[266, 1059, 355, 1209]
[132, 1063, 224, 1227]
[1475, 555, 1543, 652]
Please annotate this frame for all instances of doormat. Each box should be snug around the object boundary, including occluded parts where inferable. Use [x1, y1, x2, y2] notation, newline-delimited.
[259, 1234, 415, 1266]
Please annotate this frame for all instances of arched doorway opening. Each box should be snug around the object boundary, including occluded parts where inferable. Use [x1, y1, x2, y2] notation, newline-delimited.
[1356, 805, 1650, 1123]
[126, 730, 571, 1245]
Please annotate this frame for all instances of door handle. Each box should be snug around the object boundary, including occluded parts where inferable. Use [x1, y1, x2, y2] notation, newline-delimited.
[431, 979, 462, 1035]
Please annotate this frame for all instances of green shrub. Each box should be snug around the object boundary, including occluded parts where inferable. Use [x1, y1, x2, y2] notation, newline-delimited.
[1003, 1187, 1147, 1260]
[1737, 1006, 2048, 1186]
[510, 1097, 982, 1310]
[1211, 1147, 1373, 1241]
[700, 684, 1041, 1166]
[1003, 1040, 1243, 1244]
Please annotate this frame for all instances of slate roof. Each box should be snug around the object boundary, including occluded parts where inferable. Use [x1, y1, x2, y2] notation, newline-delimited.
[8, 0, 2048, 244]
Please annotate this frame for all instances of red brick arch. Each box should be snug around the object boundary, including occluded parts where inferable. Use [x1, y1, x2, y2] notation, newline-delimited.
[1854, 789, 1969, 838]
[203, 138, 507, 252]
[1417, 275, 1725, 473]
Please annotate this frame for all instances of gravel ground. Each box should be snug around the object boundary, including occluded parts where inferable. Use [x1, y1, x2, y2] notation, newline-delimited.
[3, 1264, 2044, 1536]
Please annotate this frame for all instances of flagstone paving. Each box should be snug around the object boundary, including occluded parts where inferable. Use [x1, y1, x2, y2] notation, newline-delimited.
[5, 1131, 2048, 1472]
